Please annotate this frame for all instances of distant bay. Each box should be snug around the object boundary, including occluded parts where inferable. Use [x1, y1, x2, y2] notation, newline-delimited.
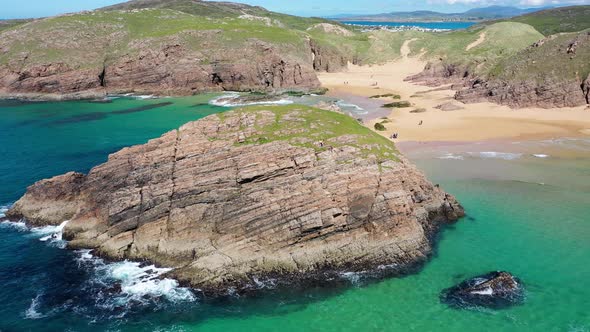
[341, 21, 476, 30]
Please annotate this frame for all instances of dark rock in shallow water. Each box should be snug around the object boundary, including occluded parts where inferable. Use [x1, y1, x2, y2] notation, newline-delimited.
[441, 271, 524, 309]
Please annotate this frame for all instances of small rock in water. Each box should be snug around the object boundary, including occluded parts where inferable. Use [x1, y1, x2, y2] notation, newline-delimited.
[440, 271, 524, 309]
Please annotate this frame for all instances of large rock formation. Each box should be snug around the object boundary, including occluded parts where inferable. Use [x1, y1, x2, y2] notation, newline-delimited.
[441, 271, 525, 309]
[0, 1, 360, 100]
[7, 105, 464, 294]
[408, 28, 590, 109]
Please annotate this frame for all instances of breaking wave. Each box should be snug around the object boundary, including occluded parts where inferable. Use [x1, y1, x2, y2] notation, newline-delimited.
[336, 101, 367, 114]
[437, 153, 464, 160]
[24, 293, 46, 320]
[77, 250, 196, 311]
[209, 92, 293, 107]
[0, 203, 197, 321]
[468, 152, 523, 160]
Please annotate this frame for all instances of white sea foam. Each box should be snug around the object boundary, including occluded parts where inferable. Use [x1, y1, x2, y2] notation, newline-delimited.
[0, 204, 8, 218]
[532, 154, 550, 158]
[336, 101, 366, 114]
[31, 220, 69, 248]
[0, 220, 28, 231]
[24, 293, 45, 320]
[340, 271, 363, 286]
[470, 287, 493, 296]
[209, 92, 293, 107]
[438, 153, 464, 160]
[134, 95, 157, 100]
[252, 276, 277, 289]
[468, 151, 523, 160]
[0, 204, 29, 231]
[88, 255, 196, 305]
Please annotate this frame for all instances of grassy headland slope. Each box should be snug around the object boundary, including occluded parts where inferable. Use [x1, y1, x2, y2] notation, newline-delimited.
[503, 6, 590, 35]
[411, 22, 543, 76]
[0, 0, 375, 98]
[0, 19, 32, 32]
[8, 103, 464, 293]
[456, 29, 590, 107]
[405, 6, 590, 108]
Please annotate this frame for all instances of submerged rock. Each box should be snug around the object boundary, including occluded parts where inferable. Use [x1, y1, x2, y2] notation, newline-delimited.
[441, 271, 524, 309]
[8, 105, 464, 295]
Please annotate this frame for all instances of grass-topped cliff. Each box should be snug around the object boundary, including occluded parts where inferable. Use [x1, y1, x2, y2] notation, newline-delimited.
[500, 5, 590, 36]
[220, 104, 399, 162]
[401, 6, 590, 108]
[7, 103, 463, 293]
[1, 1, 588, 107]
[0, 0, 368, 97]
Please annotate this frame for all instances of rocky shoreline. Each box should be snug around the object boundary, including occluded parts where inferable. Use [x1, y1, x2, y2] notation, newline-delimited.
[7, 105, 464, 295]
[407, 30, 590, 109]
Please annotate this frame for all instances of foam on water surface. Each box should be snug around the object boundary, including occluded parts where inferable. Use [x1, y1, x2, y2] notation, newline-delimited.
[209, 92, 293, 107]
[469, 151, 523, 160]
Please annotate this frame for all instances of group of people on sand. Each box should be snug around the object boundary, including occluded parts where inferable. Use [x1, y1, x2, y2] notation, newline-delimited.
[343, 81, 350, 85]
[390, 133, 399, 140]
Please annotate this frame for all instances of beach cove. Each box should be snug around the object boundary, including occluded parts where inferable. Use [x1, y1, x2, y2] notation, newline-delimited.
[318, 39, 590, 143]
[0, 89, 588, 331]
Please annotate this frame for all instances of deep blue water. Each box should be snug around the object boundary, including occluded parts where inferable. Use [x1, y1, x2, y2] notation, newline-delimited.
[341, 21, 476, 30]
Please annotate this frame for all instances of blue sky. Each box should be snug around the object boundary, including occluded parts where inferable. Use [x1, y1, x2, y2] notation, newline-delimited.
[1, 0, 589, 19]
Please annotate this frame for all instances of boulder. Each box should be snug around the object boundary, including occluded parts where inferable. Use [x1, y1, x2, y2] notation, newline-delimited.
[440, 271, 524, 309]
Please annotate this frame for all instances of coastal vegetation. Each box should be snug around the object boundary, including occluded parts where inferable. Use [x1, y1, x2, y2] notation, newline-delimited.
[0, 1, 588, 108]
[227, 104, 399, 161]
[498, 5, 590, 35]
[369, 93, 400, 99]
[383, 101, 412, 108]
[7, 103, 463, 294]
[374, 122, 386, 131]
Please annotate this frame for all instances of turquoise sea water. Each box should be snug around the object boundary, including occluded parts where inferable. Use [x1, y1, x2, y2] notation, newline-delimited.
[341, 21, 476, 30]
[1, 98, 589, 331]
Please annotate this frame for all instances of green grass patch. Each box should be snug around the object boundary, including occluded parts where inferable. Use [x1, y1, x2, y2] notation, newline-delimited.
[500, 6, 590, 36]
[369, 93, 401, 99]
[374, 122, 386, 131]
[218, 104, 399, 163]
[383, 101, 412, 108]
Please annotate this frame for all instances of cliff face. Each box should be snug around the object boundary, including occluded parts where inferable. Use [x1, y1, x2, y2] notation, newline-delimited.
[0, 3, 348, 99]
[412, 30, 590, 109]
[0, 30, 320, 98]
[7, 105, 463, 294]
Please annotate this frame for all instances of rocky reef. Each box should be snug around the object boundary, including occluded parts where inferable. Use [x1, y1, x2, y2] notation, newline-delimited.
[441, 271, 525, 309]
[7, 105, 464, 294]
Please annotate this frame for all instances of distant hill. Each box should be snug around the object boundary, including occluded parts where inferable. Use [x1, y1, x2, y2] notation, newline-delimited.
[0, 19, 31, 32]
[334, 6, 550, 22]
[501, 5, 590, 35]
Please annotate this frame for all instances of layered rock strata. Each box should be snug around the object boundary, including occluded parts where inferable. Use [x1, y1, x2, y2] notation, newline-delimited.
[7, 106, 464, 294]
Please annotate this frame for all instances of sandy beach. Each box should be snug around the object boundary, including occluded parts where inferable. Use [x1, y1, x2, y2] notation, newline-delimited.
[318, 40, 590, 143]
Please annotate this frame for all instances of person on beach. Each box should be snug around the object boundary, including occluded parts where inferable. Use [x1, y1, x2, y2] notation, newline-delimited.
[419, 120, 423, 126]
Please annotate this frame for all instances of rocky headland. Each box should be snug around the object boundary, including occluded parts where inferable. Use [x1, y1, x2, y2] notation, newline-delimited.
[0, 1, 360, 100]
[406, 21, 590, 109]
[7, 105, 464, 294]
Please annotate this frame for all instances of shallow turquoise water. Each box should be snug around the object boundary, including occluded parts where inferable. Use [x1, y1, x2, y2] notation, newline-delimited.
[0, 98, 589, 331]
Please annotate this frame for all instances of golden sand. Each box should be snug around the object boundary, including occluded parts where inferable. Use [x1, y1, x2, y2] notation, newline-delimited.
[318, 40, 590, 143]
